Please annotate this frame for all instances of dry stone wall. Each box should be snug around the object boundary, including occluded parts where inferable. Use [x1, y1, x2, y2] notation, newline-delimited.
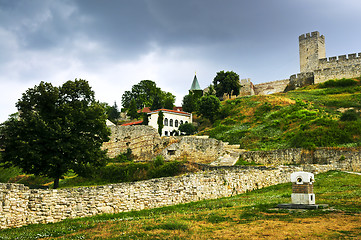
[240, 148, 361, 172]
[102, 125, 161, 160]
[161, 136, 225, 163]
[0, 165, 337, 229]
[102, 126, 227, 162]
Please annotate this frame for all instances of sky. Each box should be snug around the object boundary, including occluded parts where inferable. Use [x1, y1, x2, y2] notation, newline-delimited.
[1, 0, 361, 122]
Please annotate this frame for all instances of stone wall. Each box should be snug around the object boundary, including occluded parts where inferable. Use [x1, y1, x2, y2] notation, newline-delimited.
[253, 79, 289, 95]
[0, 164, 337, 229]
[102, 126, 227, 162]
[102, 125, 161, 160]
[240, 148, 361, 172]
[161, 136, 225, 163]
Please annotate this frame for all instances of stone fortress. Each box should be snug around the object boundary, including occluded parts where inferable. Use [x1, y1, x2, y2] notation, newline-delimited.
[238, 31, 361, 97]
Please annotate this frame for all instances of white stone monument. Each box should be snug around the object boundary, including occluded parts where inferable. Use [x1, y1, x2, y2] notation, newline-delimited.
[290, 171, 315, 205]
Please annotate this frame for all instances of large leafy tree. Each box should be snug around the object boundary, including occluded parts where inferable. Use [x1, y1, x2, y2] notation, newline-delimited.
[197, 95, 221, 123]
[182, 93, 197, 113]
[213, 71, 241, 98]
[121, 80, 175, 110]
[0, 79, 110, 188]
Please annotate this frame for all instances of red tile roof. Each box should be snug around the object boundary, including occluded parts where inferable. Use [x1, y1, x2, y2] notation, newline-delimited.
[137, 107, 151, 113]
[121, 120, 144, 126]
[149, 108, 191, 116]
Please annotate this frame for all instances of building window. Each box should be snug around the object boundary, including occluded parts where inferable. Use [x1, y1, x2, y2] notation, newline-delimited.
[180, 120, 183, 125]
[175, 120, 178, 127]
[170, 119, 173, 127]
[164, 131, 168, 136]
[185, 121, 188, 124]
[164, 118, 168, 126]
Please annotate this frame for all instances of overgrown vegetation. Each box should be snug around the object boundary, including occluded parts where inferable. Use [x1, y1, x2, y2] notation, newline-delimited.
[0, 171, 360, 239]
[0, 154, 186, 189]
[199, 77, 361, 150]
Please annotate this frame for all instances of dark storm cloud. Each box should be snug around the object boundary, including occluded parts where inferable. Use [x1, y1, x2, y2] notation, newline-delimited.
[1, 0, 361, 122]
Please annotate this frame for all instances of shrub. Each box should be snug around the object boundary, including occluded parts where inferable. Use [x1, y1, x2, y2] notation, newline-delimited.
[319, 78, 358, 88]
[340, 109, 359, 121]
[178, 123, 197, 135]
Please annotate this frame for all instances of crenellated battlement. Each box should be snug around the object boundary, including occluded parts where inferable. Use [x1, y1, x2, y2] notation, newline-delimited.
[299, 31, 324, 41]
[319, 53, 361, 63]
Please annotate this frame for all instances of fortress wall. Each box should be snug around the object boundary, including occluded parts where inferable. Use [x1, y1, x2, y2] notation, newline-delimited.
[102, 125, 161, 160]
[314, 64, 361, 84]
[240, 148, 361, 172]
[287, 72, 314, 90]
[253, 79, 289, 95]
[0, 164, 338, 229]
[318, 53, 361, 69]
[239, 78, 255, 96]
[102, 126, 226, 162]
[161, 136, 225, 164]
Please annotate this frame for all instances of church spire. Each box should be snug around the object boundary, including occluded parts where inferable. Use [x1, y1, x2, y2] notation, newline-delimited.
[190, 74, 202, 91]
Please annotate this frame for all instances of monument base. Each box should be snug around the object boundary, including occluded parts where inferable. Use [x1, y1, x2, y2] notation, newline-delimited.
[276, 203, 328, 209]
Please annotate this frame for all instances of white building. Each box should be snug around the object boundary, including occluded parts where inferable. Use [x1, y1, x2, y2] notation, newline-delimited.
[148, 109, 192, 136]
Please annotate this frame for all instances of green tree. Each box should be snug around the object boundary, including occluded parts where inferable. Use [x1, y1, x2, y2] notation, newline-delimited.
[163, 92, 175, 110]
[157, 111, 164, 136]
[197, 95, 221, 123]
[182, 93, 197, 113]
[213, 71, 240, 98]
[178, 123, 197, 135]
[150, 94, 163, 111]
[0, 79, 110, 188]
[121, 80, 175, 110]
[205, 84, 216, 96]
[107, 101, 120, 123]
[128, 99, 139, 119]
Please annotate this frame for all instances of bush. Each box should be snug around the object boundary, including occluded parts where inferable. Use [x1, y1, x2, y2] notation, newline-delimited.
[340, 109, 359, 121]
[179, 123, 197, 135]
[0, 166, 22, 183]
[319, 78, 358, 88]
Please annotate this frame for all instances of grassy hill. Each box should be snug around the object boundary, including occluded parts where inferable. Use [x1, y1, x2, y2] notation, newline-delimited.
[199, 78, 361, 150]
[0, 171, 360, 239]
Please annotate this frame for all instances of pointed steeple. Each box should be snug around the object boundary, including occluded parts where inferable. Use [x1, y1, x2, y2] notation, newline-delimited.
[190, 74, 202, 91]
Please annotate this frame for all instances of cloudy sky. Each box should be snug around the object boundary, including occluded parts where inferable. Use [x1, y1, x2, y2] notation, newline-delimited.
[1, 0, 361, 122]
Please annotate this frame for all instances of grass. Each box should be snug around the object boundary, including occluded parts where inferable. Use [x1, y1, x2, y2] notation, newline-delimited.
[0, 170, 360, 239]
[199, 78, 361, 150]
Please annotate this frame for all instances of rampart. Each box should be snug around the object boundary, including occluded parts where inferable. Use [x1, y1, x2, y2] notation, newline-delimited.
[161, 136, 225, 163]
[102, 126, 227, 162]
[240, 148, 361, 172]
[253, 79, 289, 95]
[102, 125, 161, 160]
[0, 164, 339, 229]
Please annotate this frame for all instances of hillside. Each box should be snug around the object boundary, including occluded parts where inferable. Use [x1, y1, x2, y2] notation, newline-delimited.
[199, 78, 361, 150]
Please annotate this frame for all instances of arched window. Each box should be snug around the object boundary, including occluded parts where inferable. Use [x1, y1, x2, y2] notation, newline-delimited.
[180, 120, 183, 125]
[170, 119, 173, 127]
[164, 118, 168, 126]
[185, 121, 188, 124]
[175, 120, 178, 127]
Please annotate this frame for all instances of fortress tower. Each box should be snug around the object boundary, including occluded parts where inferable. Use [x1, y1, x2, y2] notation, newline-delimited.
[299, 31, 326, 72]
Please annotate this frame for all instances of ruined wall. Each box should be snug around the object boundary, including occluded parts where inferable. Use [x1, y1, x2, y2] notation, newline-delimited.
[240, 148, 361, 172]
[102, 125, 161, 160]
[161, 136, 225, 164]
[239, 78, 255, 96]
[102, 126, 226, 162]
[0, 164, 338, 229]
[287, 72, 315, 91]
[253, 79, 289, 95]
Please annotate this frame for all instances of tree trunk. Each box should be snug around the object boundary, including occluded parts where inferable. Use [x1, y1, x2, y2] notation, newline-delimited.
[53, 177, 60, 189]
